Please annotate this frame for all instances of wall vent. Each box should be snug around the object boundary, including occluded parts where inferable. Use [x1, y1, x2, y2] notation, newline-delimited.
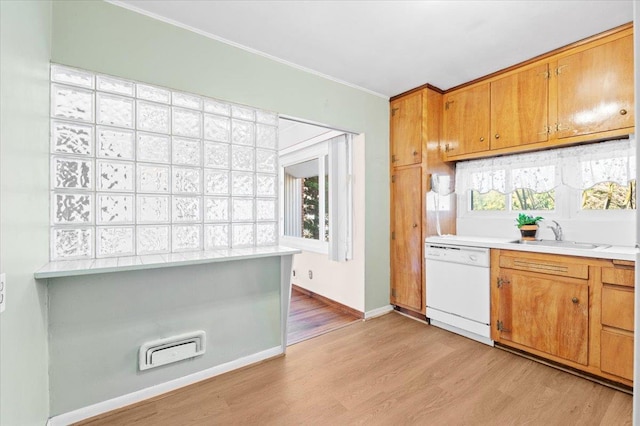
[139, 331, 206, 371]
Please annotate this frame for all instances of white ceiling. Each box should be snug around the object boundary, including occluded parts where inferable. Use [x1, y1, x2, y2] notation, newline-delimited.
[113, 0, 633, 98]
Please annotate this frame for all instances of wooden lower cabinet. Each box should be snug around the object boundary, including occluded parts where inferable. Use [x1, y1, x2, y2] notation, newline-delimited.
[491, 249, 634, 387]
[599, 262, 635, 383]
[601, 330, 634, 381]
[497, 269, 588, 365]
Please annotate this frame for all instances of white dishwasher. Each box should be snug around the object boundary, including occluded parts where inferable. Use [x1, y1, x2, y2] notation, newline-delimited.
[425, 243, 493, 346]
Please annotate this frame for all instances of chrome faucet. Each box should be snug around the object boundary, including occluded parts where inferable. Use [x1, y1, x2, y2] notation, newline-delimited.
[547, 220, 563, 241]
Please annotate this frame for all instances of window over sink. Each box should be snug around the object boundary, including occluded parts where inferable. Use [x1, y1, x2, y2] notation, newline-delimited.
[457, 138, 636, 215]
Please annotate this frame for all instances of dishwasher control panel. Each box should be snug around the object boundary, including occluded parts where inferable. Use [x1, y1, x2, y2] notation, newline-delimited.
[425, 243, 490, 267]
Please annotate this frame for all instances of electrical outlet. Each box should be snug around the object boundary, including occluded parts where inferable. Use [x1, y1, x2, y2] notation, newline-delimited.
[308, 270, 313, 279]
[0, 273, 6, 313]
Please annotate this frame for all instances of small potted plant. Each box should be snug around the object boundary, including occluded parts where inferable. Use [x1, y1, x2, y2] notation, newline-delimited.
[516, 213, 543, 241]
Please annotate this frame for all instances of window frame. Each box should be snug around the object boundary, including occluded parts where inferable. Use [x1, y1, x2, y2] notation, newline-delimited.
[279, 142, 330, 254]
[459, 142, 636, 223]
[461, 165, 560, 217]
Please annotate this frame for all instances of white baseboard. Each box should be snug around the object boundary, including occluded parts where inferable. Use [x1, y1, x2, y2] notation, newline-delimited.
[364, 304, 394, 319]
[47, 346, 283, 426]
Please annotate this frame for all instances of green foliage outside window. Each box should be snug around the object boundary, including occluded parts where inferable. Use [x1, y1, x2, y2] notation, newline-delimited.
[302, 174, 330, 241]
[471, 190, 506, 211]
[471, 189, 555, 211]
[582, 180, 636, 210]
[511, 188, 555, 211]
[302, 176, 319, 239]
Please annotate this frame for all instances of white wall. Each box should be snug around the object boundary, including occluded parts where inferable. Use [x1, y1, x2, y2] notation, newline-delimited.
[458, 214, 635, 247]
[291, 135, 365, 312]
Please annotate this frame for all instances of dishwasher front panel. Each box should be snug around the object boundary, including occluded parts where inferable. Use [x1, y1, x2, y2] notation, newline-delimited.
[426, 258, 490, 325]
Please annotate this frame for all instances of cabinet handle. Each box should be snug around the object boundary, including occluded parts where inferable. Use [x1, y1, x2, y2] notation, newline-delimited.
[413, 150, 418, 155]
[620, 109, 628, 115]
[412, 223, 418, 228]
[494, 134, 500, 139]
[480, 137, 485, 142]
[572, 297, 579, 304]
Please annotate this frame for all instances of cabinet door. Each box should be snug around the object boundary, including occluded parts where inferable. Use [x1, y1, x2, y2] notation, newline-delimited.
[442, 84, 490, 156]
[498, 270, 588, 365]
[390, 167, 423, 311]
[390, 92, 422, 167]
[556, 35, 634, 138]
[491, 64, 549, 150]
[601, 330, 634, 381]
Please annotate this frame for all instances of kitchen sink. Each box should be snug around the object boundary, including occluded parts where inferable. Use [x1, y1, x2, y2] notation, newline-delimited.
[510, 240, 610, 250]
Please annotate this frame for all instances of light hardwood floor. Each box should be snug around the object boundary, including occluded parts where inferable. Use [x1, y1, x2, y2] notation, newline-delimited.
[287, 287, 362, 345]
[77, 313, 632, 425]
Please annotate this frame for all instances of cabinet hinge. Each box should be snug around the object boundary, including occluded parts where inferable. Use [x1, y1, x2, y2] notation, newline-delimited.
[497, 277, 510, 288]
[392, 155, 398, 163]
[391, 231, 396, 240]
[496, 320, 511, 333]
[391, 107, 399, 117]
[391, 288, 397, 297]
[538, 70, 551, 79]
[444, 100, 454, 110]
[391, 175, 396, 183]
[538, 125, 551, 136]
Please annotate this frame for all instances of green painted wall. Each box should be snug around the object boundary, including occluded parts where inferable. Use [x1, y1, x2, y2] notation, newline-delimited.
[51, 0, 390, 313]
[0, 1, 52, 425]
[48, 258, 283, 415]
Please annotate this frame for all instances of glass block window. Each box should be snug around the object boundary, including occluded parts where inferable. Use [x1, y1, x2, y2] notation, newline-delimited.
[49, 64, 279, 260]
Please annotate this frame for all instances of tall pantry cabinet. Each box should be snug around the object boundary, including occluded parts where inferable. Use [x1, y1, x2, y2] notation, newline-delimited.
[390, 88, 456, 315]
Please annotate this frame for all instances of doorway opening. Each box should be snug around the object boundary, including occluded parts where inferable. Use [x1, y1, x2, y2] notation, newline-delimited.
[278, 117, 365, 345]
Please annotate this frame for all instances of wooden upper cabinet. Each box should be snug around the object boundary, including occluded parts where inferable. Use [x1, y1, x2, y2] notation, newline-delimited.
[439, 24, 633, 161]
[491, 64, 550, 150]
[390, 92, 422, 167]
[555, 34, 634, 139]
[390, 167, 423, 311]
[442, 84, 490, 156]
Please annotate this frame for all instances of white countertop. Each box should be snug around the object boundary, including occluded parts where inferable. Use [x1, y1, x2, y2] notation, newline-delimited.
[425, 235, 638, 261]
[35, 246, 301, 279]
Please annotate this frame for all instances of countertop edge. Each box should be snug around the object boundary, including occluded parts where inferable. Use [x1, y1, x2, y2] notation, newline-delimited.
[425, 236, 638, 262]
[35, 247, 302, 280]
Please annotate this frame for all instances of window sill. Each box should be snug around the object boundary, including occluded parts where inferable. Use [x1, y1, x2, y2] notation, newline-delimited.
[34, 246, 301, 279]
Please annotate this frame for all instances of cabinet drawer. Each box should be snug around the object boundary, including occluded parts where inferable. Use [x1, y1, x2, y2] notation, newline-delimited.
[602, 267, 634, 288]
[600, 330, 634, 381]
[499, 255, 588, 279]
[602, 287, 634, 332]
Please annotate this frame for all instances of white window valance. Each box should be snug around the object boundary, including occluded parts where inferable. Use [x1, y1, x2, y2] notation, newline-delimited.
[455, 137, 635, 194]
